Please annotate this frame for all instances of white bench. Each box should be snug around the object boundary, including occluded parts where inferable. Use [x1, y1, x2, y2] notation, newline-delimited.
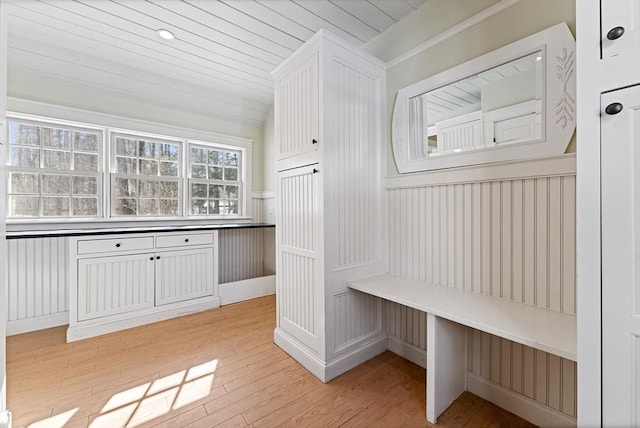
[347, 273, 576, 423]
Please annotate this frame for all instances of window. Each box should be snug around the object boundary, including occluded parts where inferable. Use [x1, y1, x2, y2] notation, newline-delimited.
[7, 120, 102, 218]
[111, 134, 181, 217]
[189, 144, 241, 215]
[6, 114, 248, 221]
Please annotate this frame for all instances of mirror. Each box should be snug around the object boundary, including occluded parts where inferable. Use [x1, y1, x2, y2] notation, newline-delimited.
[392, 23, 575, 173]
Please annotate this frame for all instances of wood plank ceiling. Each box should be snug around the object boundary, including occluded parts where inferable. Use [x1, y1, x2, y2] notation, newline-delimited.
[7, 0, 427, 128]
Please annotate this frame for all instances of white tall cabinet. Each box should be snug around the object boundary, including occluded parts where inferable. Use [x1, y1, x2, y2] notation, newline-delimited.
[578, 0, 640, 425]
[272, 30, 387, 382]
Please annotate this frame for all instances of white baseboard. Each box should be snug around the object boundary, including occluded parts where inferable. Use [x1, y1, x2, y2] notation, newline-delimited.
[387, 335, 427, 369]
[326, 333, 388, 381]
[274, 327, 388, 383]
[274, 327, 328, 382]
[219, 275, 276, 305]
[67, 297, 220, 342]
[7, 312, 69, 336]
[467, 373, 576, 428]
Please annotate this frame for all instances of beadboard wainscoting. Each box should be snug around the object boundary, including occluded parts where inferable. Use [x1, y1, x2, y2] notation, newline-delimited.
[8, 197, 276, 335]
[383, 154, 577, 425]
[7, 236, 69, 334]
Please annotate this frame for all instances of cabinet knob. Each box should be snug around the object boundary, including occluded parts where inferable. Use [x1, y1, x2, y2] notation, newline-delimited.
[313, 168, 319, 174]
[605, 102, 623, 115]
[312, 138, 318, 144]
[607, 26, 625, 40]
[115, 243, 121, 248]
[149, 256, 154, 261]
[156, 256, 160, 260]
[185, 238, 189, 243]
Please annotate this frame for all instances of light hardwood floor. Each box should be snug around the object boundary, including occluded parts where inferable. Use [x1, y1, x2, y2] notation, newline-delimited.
[7, 296, 534, 427]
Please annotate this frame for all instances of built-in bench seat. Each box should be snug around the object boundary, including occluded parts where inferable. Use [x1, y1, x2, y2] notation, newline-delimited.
[347, 273, 577, 423]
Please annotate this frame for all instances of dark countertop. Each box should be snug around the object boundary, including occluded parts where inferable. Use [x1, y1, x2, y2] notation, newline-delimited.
[7, 223, 275, 239]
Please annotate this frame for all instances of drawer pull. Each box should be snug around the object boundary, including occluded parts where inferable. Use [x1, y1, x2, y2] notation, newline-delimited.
[607, 26, 625, 41]
[115, 243, 121, 248]
[185, 238, 189, 243]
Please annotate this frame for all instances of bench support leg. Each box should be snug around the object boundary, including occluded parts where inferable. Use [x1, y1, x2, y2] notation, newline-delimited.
[426, 313, 467, 423]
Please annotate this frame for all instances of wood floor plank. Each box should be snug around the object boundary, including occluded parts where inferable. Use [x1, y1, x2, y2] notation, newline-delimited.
[6, 295, 537, 428]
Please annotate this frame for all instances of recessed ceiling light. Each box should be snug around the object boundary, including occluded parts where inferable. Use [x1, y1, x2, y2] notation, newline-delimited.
[157, 29, 175, 40]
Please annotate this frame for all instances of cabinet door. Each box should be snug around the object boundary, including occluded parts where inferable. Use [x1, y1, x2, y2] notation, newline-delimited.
[277, 164, 322, 352]
[602, 0, 640, 60]
[275, 53, 319, 162]
[155, 248, 214, 306]
[601, 84, 640, 426]
[77, 253, 155, 321]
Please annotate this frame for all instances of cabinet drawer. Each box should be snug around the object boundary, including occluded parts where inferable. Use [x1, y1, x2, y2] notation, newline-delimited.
[156, 233, 214, 248]
[77, 236, 154, 255]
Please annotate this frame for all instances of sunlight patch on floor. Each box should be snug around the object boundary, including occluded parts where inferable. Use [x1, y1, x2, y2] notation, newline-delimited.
[18, 359, 221, 428]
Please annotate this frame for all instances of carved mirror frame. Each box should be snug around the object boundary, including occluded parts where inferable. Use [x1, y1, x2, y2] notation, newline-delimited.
[392, 23, 575, 173]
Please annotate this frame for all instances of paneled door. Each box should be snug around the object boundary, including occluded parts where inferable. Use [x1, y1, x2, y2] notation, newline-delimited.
[77, 253, 155, 321]
[602, 84, 640, 426]
[274, 53, 319, 161]
[155, 248, 214, 306]
[601, 0, 640, 60]
[276, 164, 322, 353]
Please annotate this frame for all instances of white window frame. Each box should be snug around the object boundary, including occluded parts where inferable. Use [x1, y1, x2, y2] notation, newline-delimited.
[6, 114, 105, 219]
[5, 109, 253, 225]
[187, 141, 243, 217]
[109, 131, 183, 218]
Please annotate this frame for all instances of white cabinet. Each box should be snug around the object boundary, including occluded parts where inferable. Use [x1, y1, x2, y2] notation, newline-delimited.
[272, 30, 387, 382]
[276, 164, 322, 352]
[68, 231, 219, 341]
[77, 253, 155, 321]
[577, 0, 640, 425]
[601, 0, 640, 61]
[155, 248, 214, 306]
[601, 85, 640, 427]
[274, 52, 319, 165]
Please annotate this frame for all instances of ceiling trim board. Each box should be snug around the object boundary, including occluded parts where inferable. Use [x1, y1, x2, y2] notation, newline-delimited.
[219, 0, 315, 42]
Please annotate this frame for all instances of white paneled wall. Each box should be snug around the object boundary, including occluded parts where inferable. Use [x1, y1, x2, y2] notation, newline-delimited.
[387, 301, 427, 351]
[7, 237, 69, 324]
[218, 229, 265, 284]
[385, 156, 577, 420]
[333, 290, 381, 351]
[8, 196, 275, 335]
[388, 176, 576, 313]
[331, 59, 380, 269]
[468, 331, 576, 417]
